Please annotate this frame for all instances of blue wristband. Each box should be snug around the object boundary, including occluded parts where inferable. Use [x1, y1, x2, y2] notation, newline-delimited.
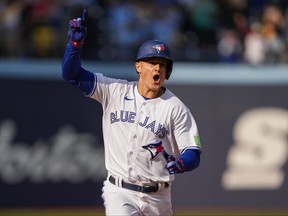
[179, 149, 200, 172]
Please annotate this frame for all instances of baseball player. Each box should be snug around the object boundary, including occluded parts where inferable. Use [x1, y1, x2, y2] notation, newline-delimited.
[62, 9, 202, 216]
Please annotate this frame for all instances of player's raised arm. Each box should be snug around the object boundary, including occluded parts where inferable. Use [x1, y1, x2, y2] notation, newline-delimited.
[62, 9, 95, 96]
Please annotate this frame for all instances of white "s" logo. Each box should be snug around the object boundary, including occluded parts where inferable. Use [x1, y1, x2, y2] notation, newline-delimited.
[222, 107, 288, 190]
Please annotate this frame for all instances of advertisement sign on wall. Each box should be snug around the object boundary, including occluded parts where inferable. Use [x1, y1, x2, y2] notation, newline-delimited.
[0, 78, 287, 210]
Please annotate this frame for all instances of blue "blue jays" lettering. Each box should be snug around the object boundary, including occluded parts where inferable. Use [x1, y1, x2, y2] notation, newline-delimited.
[139, 117, 169, 138]
[110, 110, 169, 138]
[110, 111, 136, 124]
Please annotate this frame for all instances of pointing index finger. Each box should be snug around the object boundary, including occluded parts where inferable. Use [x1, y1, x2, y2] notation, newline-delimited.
[81, 9, 87, 26]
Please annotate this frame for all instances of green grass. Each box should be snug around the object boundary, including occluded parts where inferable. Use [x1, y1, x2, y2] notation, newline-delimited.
[0, 208, 287, 216]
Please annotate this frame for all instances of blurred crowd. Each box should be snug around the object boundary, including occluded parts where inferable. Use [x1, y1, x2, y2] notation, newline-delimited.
[1, 0, 288, 64]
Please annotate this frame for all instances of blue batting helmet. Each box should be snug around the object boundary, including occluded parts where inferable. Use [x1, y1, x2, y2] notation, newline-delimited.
[136, 40, 173, 80]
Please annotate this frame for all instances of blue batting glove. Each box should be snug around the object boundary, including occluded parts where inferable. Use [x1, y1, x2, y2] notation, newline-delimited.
[68, 9, 87, 47]
[166, 158, 185, 174]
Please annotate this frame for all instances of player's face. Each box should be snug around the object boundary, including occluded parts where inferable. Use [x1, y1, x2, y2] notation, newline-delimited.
[135, 57, 167, 98]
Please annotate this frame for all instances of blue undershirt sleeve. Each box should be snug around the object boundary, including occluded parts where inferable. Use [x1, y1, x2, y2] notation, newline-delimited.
[62, 42, 95, 95]
[179, 149, 200, 172]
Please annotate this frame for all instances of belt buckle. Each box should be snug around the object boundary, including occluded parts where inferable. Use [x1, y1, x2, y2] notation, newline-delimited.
[143, 184, 157, 193]
[138, 185, 144, 193]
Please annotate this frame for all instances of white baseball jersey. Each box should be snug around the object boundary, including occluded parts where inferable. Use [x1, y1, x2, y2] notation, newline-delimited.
[89, 73, 201, 184]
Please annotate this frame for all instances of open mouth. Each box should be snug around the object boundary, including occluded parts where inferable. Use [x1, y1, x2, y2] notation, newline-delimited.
[153, 75, 160, 81]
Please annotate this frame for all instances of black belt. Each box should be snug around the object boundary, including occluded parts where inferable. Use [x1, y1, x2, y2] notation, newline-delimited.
[109, 176, 169, 193]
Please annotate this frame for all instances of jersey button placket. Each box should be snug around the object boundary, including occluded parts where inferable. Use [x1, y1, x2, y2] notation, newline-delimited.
[127, 132, 137, 180]
[127, 101, 145, 181]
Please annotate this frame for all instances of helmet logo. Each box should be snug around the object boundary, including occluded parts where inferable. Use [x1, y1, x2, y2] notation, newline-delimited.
[152, 44, 165, 53]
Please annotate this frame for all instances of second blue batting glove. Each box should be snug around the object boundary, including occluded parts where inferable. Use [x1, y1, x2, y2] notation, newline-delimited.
[68, 9, 87, 47]
[166, 158, 185, 174]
